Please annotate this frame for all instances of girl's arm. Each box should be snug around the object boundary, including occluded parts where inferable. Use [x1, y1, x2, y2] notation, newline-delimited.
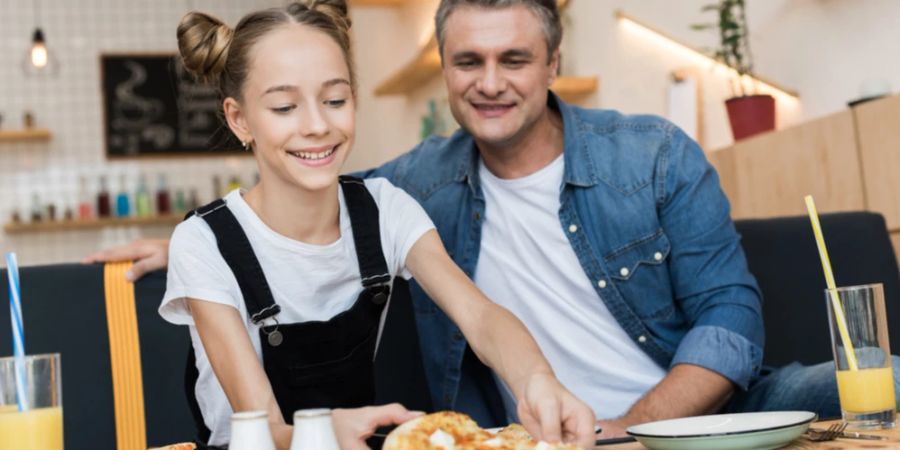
[189, 300, 422, 450]
[188, 299, 293, 449]
[405, 230, 595, 448]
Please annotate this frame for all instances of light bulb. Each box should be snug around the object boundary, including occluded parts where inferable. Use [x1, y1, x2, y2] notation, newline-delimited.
[30, 29, 48, 69]
[31, 42, 48, 68]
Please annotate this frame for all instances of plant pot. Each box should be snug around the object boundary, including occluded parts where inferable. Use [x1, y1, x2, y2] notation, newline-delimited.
[725, 94, 776, 141]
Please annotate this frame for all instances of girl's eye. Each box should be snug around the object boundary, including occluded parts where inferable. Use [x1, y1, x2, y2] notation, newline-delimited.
[271, 105, 296, 113]
[325, 99, 347, 107]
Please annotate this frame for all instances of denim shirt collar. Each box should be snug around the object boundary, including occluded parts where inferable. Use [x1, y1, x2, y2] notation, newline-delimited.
[451, 91, 600, 194]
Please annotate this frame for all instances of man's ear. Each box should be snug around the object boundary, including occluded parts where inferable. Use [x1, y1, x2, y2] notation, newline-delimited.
[223, 97, 252, 144]
[548, 48, 560, 86]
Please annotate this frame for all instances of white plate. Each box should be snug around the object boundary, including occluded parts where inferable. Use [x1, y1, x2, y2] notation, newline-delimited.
[626, 411, 817, 450]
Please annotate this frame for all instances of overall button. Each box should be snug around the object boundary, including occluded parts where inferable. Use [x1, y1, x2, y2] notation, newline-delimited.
[597, 279, 607, 289]
[637, 335, 647, 343]
[568, 224, 578, 233]
[372, 292, 388, 305]
[654, 252, 663, 261]
[619, 267, 630, 277]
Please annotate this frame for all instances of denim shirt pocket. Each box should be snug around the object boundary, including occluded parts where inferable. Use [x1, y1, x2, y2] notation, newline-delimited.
[604, 229, 674, 319]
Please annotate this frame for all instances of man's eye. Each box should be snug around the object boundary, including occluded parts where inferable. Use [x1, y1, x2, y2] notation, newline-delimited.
[271, 105, 296, 113]
[456, 61, 478, 68]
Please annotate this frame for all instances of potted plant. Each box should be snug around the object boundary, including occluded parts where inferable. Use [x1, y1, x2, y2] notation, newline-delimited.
[693, 0, 775, 141]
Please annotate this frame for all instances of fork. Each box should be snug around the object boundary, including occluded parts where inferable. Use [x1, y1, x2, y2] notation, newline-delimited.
[806, 422, 848, 442]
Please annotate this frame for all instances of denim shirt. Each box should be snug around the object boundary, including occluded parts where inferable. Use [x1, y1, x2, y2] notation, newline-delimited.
[360, 93, 764, 413]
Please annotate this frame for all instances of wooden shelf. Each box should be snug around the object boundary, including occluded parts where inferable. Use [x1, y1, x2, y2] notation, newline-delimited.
[0, 128, 52, 142]
[374, 36, 442, 96]
[552, 76, 599, 101]
[4, 214, 183, 234]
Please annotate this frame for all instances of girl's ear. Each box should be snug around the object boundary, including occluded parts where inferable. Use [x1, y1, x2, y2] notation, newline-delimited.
[224, 97, 252, 144]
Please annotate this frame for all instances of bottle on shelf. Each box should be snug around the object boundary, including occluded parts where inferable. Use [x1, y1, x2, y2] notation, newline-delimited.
[45, 202, 57, 221]
[30, 192, 43, 222]
[135, 173, 152, 217]
[78, 176, 93, 219]
[212, 175, 223, 199]
[156, 173, 172, 215]
[174, 188, 187, 215]
[97, 176, 111, 218]
[227, 175, 242, 193]
[188, 188, 200, 211]
[115, 174, 131, 218]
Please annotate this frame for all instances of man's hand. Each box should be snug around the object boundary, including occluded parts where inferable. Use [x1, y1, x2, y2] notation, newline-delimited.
[82, 238, 170, 281]
[332, 404, 423, 450]
[595, 418, 630, 439]
[516, 372, 596, 449]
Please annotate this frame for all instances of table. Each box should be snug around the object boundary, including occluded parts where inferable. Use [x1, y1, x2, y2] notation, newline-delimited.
[600, 419, 900, 449]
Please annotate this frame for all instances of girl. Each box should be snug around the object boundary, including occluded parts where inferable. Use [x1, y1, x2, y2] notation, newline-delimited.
[161, 1, 594, 449]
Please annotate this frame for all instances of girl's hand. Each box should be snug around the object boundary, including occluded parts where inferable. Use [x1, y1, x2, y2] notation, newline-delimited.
[516, 372, 596, 449]
[332, 404, 424, 450]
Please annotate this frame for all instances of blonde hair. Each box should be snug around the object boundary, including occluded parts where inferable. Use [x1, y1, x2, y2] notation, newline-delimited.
[176, 0, 355, 100]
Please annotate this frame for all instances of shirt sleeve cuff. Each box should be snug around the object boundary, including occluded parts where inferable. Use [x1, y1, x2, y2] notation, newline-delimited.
[670, 325, 763, 390]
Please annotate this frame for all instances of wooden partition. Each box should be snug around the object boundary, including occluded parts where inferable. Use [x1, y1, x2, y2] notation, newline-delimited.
[708, 94, 900, 262]
[853, 94, 900, 233]
[708, 110, 866, 219]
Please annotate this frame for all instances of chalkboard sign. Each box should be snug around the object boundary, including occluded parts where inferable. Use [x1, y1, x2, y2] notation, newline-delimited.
[101, 53, 245, 158]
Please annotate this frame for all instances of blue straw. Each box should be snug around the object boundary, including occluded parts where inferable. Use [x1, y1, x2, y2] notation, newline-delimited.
[6, 252, 28, 411]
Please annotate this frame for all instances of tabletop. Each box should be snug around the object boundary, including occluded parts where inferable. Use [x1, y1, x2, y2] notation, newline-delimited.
[599, 419, 900, 449]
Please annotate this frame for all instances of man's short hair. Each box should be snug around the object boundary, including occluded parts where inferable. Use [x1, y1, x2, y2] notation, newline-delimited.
[434, 0, 562, 63]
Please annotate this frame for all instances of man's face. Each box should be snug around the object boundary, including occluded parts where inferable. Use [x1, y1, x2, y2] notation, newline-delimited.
[441, 5, 558, 150]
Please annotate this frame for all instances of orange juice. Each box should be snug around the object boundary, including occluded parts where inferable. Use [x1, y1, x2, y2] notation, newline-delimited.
[0, 405, 63, 450]
[836, 367, 896, 413]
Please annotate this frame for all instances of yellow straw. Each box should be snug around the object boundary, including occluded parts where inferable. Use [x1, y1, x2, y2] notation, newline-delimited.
[804, 195, 858, 371]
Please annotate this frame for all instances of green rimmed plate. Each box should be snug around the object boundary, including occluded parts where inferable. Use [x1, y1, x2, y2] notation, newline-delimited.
[626, 411, 817, 450]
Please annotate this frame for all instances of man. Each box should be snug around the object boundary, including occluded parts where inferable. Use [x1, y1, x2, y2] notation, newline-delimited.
[89, 0, 875, 439]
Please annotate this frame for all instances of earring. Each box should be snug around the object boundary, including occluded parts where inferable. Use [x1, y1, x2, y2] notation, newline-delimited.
[241, 140, 250, 150]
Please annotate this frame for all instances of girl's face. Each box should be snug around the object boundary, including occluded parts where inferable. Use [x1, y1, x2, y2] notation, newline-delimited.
[225, 24, 355, 194]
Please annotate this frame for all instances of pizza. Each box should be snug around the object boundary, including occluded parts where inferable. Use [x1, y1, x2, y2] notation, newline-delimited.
[148, 444, 196, 450]
[383, 411, 581, 450]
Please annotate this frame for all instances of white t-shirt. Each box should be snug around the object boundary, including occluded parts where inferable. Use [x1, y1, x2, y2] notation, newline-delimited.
[474, 155, 667, 421]
[160, 178, 435, 446]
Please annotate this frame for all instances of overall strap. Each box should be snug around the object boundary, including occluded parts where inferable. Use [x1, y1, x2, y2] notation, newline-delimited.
[338, 176, 391, 287]
[188, 199, 281, 324]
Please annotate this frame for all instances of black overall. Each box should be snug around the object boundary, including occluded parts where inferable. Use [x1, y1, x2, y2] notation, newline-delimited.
[184, 176, 394, 447]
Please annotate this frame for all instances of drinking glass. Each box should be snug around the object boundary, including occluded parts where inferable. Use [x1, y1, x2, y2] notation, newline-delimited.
[0, 353, 63, 449]
[826, 283, 896, 429]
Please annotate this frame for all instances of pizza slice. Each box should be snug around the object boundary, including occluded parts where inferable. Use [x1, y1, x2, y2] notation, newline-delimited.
[383, 411, 581, 450]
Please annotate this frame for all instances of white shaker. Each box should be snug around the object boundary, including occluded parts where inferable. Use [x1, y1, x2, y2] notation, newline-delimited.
[289, 408, 341, 450]
[230, 410, 276, 450]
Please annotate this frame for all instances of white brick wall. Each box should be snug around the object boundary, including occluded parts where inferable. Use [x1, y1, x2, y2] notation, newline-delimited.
[0, 0, 277, 265]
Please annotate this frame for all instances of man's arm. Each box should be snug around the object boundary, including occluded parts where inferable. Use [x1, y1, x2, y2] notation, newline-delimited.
[600, 125, 763, 437]
[83, 238, 170, 281]
[597, 364, 733, 437]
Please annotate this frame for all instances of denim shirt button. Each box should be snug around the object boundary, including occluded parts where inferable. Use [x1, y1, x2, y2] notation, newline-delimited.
[654, 251, 663, 261]
[619, 267, 630, 277]
[597, 279, 607, 289]
[568, 224, 578, 233]
[638, 335, 647, 343]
